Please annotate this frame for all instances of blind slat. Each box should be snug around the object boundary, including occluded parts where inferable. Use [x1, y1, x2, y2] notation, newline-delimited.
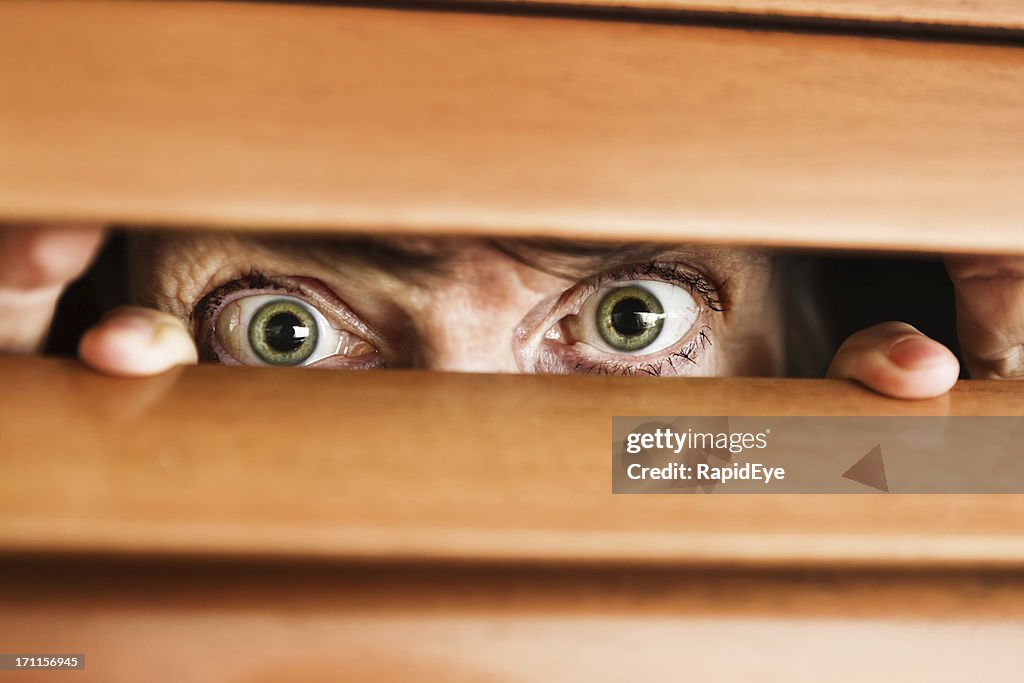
[4, 357, 1024, 567]
[1, 1, 1022, 252]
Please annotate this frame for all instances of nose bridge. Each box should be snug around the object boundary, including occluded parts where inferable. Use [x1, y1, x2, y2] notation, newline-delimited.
[419, 345, 517, 373]
[410, 282, 524, 374]
[414, 311, 520, 373]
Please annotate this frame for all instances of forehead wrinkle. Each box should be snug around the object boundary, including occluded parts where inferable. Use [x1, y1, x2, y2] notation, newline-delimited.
[248, 234, 461, 282]
[488, 237, 733, 280]
[247, 234, 729, 284]
[135, 232, 763, 317]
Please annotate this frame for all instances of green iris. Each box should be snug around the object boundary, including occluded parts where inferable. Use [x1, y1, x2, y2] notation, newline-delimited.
[596, 286, 665, 351]
[248, 299, 319, 365]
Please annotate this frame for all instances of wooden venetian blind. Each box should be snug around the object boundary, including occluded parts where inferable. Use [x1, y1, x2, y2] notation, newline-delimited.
[2, 2, 1024, 680]
[446, 0, 1024, 32]
[3, 357, 1024, 566]
[3, 358, 1024, 680]
[0, 0, 1023, 252]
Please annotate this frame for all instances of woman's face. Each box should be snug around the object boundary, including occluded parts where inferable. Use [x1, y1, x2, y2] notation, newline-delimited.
[129, 233, 785, 377]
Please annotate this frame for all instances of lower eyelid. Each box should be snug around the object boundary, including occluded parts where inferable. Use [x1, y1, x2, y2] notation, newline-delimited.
[592, 337, 713, 375]
[534, 324, 714, 376]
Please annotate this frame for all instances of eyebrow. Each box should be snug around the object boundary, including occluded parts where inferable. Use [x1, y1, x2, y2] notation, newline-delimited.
[252, 234, 688, 281]
[253, 235, 452, 273]
[488, 238, 689, 279]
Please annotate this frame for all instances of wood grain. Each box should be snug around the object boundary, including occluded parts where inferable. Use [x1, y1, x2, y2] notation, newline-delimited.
[2, 560, 1024, 682]
[453, 0, 1024, 32]
[3, 356, 1024, 568]
[1, 1, 1023, 253]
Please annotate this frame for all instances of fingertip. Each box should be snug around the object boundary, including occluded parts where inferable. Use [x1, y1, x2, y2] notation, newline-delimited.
[887, 336, 957, 371]
[829, 324, 960, 400]
[1, 223, 106, 290]
[881, 336, 960, 399]
[79, 308, 197, 378]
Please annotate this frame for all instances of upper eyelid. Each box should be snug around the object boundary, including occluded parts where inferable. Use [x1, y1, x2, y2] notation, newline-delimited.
[579, 262, 726, 312]
[191, 273, 382, 344]
[189, 270, 302, 326]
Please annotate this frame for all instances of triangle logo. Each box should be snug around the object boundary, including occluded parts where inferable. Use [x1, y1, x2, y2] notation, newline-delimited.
[843, 444, 889, 493]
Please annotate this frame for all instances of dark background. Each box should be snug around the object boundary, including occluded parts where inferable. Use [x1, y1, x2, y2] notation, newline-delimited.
[812, 253, 959, 375]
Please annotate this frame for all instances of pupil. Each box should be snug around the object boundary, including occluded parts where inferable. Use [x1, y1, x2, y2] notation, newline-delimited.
[263, 312, 309, 353]
[610, 298, 651, 337]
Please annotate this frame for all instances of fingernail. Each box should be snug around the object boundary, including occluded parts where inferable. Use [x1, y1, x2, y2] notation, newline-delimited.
[152, 320, 199, 362]
[104, 313, 158, 346]
[107, 314, 192, 357]
[888, 336, 952, 370]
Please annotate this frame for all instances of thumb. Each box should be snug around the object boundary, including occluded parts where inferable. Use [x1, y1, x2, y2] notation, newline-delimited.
[827, 321, 960, 399]
[79, 306, 198, 377]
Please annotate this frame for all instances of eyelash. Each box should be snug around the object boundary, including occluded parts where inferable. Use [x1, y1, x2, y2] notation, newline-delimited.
[192, 270, 324, 364]
[554, 263, 725, 375]
[570, 325, 713, 376]
[587, 263, 726, 313]
[192, 264, 725, 374]
[191, 269, 304, 326]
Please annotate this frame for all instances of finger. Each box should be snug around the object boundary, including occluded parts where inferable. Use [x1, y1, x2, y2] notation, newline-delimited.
[78, 306, 198, 377]
[946, 255, 1024, 379]
[0, 224, 105, 352]
[827, 321, 960, 399]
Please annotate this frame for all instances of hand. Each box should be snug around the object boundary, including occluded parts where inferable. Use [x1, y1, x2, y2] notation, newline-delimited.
[828, 255, 1024, 398]
[0, 224, 197, 376]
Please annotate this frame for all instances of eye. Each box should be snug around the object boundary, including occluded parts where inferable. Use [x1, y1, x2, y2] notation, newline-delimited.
[205, 291, 381, 368]
[246, 299, 320, 365]
[595, 285, 666, 351]
[578, 280, 701, 356]
[518, 263, 722, 376]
